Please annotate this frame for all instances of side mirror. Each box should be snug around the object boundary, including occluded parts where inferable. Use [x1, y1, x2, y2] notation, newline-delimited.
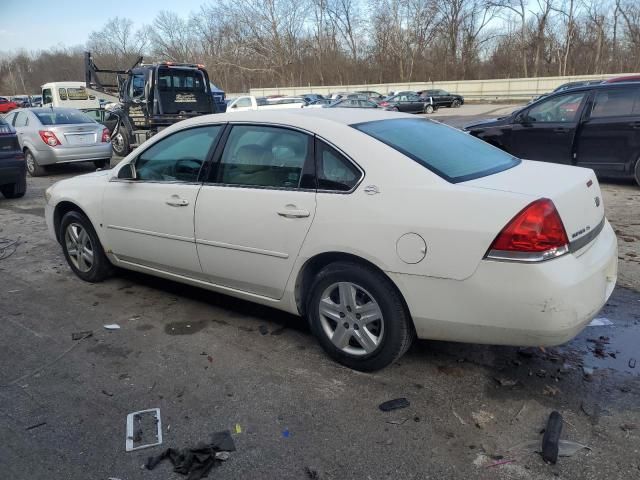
[117, 163, 137, 180]
[230, 103, 237, 109]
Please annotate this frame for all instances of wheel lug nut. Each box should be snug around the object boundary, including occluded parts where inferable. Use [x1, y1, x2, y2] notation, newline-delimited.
[356, 313, 361, 320]
[346, 306, 352, 312]
[339, 312, 345, 318]
[353, 324, 359, 330]
[343, 322, 349, 329]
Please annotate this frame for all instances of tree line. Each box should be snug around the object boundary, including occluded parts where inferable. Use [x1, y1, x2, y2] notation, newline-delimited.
[1, 0, 640, 95]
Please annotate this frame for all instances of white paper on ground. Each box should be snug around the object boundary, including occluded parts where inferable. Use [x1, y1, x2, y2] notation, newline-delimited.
[588, 317, 613, 327]
[103, 324, 121, 330]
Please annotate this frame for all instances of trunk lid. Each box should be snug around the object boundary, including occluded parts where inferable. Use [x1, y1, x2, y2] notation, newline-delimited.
[49, 124, 102, 148]
[464, 160, 604, 250]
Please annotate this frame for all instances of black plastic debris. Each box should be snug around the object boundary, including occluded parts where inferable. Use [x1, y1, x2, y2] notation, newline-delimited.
[379, 398, 410, 412]
[71, 331, 93, 341]
[541, 411, 563, 464]
[145, 430, 235, 480]
[258, 325, 269, 335]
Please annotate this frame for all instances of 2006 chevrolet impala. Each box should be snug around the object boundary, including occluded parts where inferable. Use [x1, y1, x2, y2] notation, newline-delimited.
[45, 109, 618, 371]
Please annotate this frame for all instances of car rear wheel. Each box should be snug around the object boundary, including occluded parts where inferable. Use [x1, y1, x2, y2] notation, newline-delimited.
[451, 99, 461, 108]
[0, 176, 26, 198]
[424, 104, 434, 114]
[60, 211, 114, 282]
[25, 149, 45, 177]
[307, 261, 415, 371]
[635, 157, 640, 187]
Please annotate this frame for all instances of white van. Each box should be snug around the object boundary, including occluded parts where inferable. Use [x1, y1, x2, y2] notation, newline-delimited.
[41, 82, 101, 109]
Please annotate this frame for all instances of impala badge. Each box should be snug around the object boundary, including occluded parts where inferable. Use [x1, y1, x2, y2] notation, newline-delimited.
[364, 185, 380, 195]
[594, 196, 600, 207]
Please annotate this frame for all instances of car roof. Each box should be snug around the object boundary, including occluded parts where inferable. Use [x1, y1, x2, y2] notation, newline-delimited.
[28, 107, 84, 113]
[183, 108, 413, 131]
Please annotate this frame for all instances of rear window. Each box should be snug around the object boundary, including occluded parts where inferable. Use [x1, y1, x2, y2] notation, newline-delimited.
[353, 118, 519, 183]
[35, 110, 93, 125]
[158, 69, 205, 92]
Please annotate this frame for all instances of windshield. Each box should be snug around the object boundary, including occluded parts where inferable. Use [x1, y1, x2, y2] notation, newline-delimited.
[353, 118, 520, 183]
[35, 110, 93, 125]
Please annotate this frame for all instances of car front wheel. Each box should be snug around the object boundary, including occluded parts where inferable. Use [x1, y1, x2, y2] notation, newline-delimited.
[307, 262, 415, 371]
[60, 211, 114, 282]
[451, 99, 461, 108]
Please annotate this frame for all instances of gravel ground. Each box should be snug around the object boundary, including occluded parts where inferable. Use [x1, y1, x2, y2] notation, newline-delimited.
[1, 105, 638, 480]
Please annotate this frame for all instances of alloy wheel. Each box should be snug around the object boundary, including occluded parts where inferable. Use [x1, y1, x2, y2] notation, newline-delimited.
[318, 282, 384, 356]
[25, 151, 35, 175]
[112, 133, 125, 154]
[65, 223, 94, 273]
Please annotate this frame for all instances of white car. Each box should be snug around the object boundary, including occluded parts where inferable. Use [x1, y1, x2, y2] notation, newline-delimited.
[44, 109, 618, 371]
[227, 95, 306, 112]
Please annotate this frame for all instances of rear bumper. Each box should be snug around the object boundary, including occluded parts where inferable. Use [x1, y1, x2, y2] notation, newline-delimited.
[389, 220, 618, 346]
[0, 158, 27, 185]
[34, 144, 112, 166]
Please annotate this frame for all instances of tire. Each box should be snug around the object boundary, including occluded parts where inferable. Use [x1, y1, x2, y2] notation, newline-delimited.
[307, 261, 415, 371]
[0, 175, 26, 199]
[392, 106, 400, 112]
[25, 149, 46, 177]
[451, 99, 461, 108]
[634, 158, 640, 187]
[111, 125, 130, 157]
[424, 104, 434, 114]
[60, 210, 114, 283]
[93, 159, 109, 169]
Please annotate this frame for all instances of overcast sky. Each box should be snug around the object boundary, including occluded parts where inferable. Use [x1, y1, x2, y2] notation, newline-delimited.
[0, 0, 207, 52]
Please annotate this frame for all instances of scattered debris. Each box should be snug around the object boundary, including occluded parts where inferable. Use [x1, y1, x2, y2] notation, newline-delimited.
[494, 377, 519, 387]
[104, 324, 121, 330]
[207, 356, 213, 363]
[145, 430, 236, 480]
[557, 440, 591, 457]
[582, 366, 594, 376]
[71, 330, 93, 341]
[386, 417, 409, 425]
[452, 408, 467, 425]
[25, 422, 46, 431]
[620, 423, 637, 433]
[129, 315, 141, 321]
[282, 428, 290, 438]
[588, 317, 614, 327]
[215, 451, 230, 461]
[258, 325, 269, 335]
[126, 408, 162, 452]
[512, 403, 527, 424]
[541, 411, 563, 464]
[629, 358, 636, 369]
[379, 398, 410, 412]
[437, 365, 464, 377]
[101, 389, 114, 397]
[234, 423, 242, 434]
[472, 410, 495, 429]
[543, 385, 561, 396]
[305, 466, 321, 479]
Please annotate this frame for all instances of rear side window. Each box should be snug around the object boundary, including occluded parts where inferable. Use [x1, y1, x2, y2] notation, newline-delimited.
[591, 89, 639, 118]
[316, 140, 361, 191]
[14, 112, 29, 127]
[35, 110, 93, 125]
[353, 118, 519, 183]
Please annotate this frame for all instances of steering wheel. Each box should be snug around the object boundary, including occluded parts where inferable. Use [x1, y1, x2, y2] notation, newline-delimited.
[172, 158, 202, 180]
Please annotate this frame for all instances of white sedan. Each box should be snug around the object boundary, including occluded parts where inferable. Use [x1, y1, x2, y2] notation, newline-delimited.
[44, 109, 618, 371]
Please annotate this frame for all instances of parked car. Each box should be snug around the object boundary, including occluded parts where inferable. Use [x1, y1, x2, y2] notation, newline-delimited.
[379, 94, 436, 114]
[42, 82, 100, 109]
[464, 83, 640, 186]
[302, 98, 334, 108]
[418, 89, 464, 108]
[44, 109, 616, 371]
[0, 97, 19, 114]
[529, 80, 605, 103]
[3, 108, 112, 176]
[30, 95, 43, 107]
[355, 90, 384, 99]
[300, 93, 325, 103]
[210, 83, 227, 113]
[325, 98, 380, 108]
[603, 75, 640, 84]
[0, 117, 26, 198]
[11, 96, 31, 108]
[227, 95, 306, 112]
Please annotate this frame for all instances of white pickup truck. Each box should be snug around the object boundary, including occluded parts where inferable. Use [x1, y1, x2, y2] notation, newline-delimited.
[227, 95, 306, 112]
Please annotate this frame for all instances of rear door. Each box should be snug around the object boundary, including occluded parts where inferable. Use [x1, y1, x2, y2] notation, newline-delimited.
[509, 91, 588, 165]
[575, 86, 640, 176]
[195, 124, 317, 299]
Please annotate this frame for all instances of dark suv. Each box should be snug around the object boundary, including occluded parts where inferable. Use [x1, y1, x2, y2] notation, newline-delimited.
[0, 117, 26, 198]
[465, 82, 640, 186]
[418, 89, 464, 108]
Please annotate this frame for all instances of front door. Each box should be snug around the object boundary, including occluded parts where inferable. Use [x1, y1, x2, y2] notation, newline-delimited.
[575, 86, 640, 176]
[102, 125, 224, 275]
[509, 91, 588, 165]
[195, 124, 317, 299]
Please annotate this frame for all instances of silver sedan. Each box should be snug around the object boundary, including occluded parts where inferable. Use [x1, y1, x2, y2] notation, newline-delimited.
[3, 108, 112, 176]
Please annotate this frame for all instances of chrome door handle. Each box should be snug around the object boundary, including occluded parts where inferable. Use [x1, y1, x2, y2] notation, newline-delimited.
[165, 196, 189, 207]
[277, 208, 310, 218]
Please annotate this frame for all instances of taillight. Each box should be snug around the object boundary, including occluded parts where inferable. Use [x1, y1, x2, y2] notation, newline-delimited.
[101, 128, 110, 143]
[486, 198, 569, 262]
[39, 130, 61, 147]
